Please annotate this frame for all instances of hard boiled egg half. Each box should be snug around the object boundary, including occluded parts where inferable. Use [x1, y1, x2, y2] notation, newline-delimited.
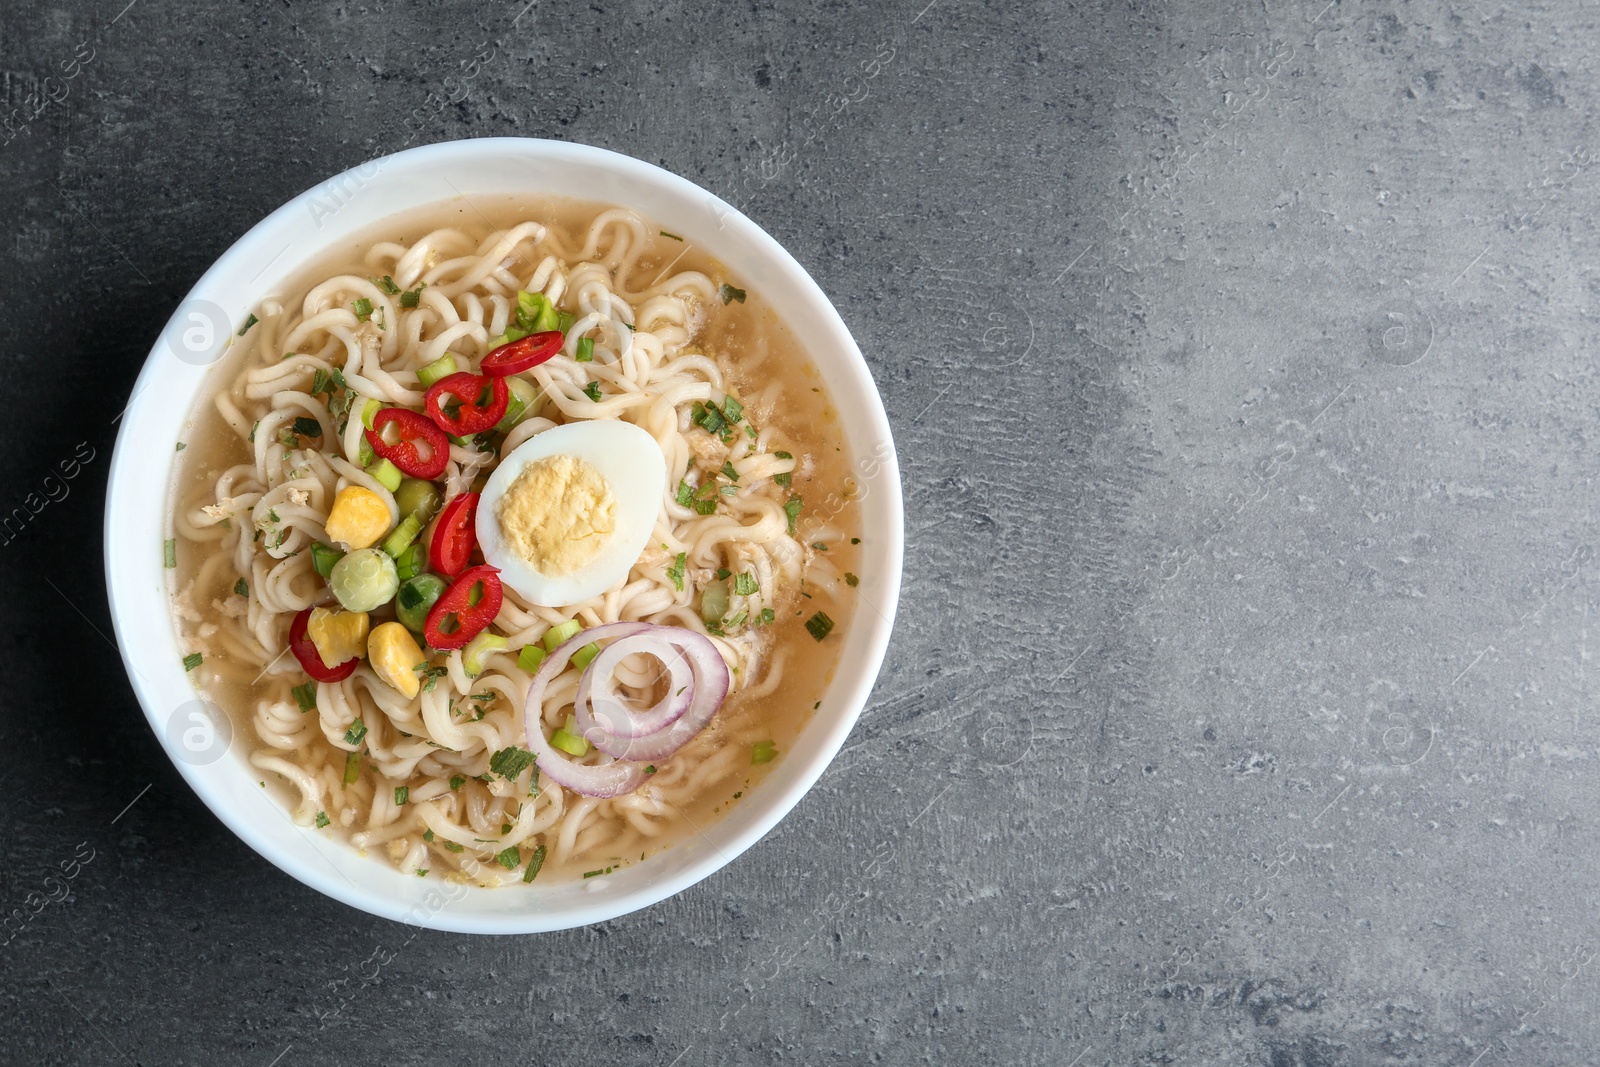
[477, 421, 666, 607]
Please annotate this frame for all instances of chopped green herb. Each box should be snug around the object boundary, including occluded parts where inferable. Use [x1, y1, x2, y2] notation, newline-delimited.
[812, 542, 829, 551]
[720, 283, 747, 304]
[315, 811, 331, 828]
[163, 539, 176, 568]
[415, 869, 428, 877]
[423, 829, 435, 841]
[400, 282, 426, 308]
[783, 496, 804, 535]
[667, 552, 686, 591]
[721, 396, 744, 424]
[291, 681, 317, 712]
[851, 537, 861, 545]
[583, 381, 603, 402]
[238, 313, 259, 335]
[249, 420, 260, 443]
[583, 867, 615, 878]
[716, 567, 731, 581]
[644, 765, 657, 774]
[490, 746, 537, 780]
[723, 609, 747, 630]
[175, 442, 186, 452]
[751, 740, 777, 764]
[733, 572, 759, 596]
[310, 368, 331, 395]
[575, 337, 594, 362]
[343, 750, 361, 783]
[416, 662, 448, 693]
[722, 460, 740, 482]
[344, 719, 368, 745]
[449, 775, 465, 791]
[805, 611, 835, 641]
[660, 230, 683, 241]
[774, 450, 794, 487]
[182, 652, 203, 672]
[496, 846, 521, 870]
[522, 844, 547, 882]
[442, 840, 464, 853]
[393, 786, 409, 806]
[757, 607, 776, 626]
[293, 416, 322, 438]
[352, 297, 373, 321]
[373, 275, 402, 295]
[692, 497, 718, 516]
[845, 572, 859, 587]
[692, 401, 729, 436]
[675, 480, 696, 508]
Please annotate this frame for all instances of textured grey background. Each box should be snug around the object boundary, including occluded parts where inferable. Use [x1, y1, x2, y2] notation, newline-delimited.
[2, 0, 1597, 1063]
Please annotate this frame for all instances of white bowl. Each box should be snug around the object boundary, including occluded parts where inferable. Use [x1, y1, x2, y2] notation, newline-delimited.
[104, 138, 903, 933]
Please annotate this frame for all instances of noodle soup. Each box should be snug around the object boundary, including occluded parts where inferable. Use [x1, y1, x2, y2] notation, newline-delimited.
[169, 198, 860, 885]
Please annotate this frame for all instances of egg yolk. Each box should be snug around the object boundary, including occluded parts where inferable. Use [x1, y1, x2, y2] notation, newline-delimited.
[495, 454, 617, 576]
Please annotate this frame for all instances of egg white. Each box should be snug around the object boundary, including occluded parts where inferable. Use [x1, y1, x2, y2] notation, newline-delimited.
[476, 420, 666, 608]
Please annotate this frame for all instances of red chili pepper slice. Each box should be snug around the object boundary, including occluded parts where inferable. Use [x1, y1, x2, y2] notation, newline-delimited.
[424, 565, 502, 650]
[424, 372, 508, 437]
[479, 331, 563, 377]
[365, 408, 450, 479]
[288, 606, 360, 682]
[429, 491, 479, 579]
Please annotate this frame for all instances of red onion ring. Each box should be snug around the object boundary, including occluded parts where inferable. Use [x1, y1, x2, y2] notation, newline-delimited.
[519, 621, 733, 796]
[578, 628, 728, 763]
[521, 622, 651, 798]
[575, 633, 694, 739]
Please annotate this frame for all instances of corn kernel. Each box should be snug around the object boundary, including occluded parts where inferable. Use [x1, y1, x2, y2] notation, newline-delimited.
[306, 607, 369, 668]
[324, 486, 391, 550]
[368, 621, 425, 700]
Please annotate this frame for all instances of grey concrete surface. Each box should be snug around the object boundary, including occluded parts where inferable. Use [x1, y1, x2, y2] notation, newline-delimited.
[2, 0, 1597, 1063]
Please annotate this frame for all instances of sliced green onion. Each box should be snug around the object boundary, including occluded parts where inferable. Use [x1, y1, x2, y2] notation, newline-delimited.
[666, 552, 686, 592]
[366, 458, 402, 492]
[343, 751, 361, 784]
[733, 572, 759, 596]
[494, 377, 541, 433]
[394, 785, 409, 805]
[555, 310, 576, 335]
[352, 297, 373, 321]
[315, 811, 330, 828]
[751, 740, 777, 764]
[182, 652, 203, 672]
[310, 542, 345, 579]
[700, 579, 730, 625]
[291, 681, 317, 712]
[417, 353, 457, 388]
[571, 642, 600, 671]
[361, 398, 381, 430]
[393, 543, 424, 581]
[543, 620, 582, 652]
[550, 716, 590, 757]
[163, 539, 176, 568]
[449, 775, 465, 790]
[344, 719, 368, 745]
[575, 337, 594, 362]
[358, 437, 376, 466]
[583, 381, 603, 402]
[517, 644, 547, 672]
[382, 513, 423, 558]
[463, 632, 509, 676]
[234, 578, 249, 597]
[495, 846, 520, 870]
[845, 572, 859, 587]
